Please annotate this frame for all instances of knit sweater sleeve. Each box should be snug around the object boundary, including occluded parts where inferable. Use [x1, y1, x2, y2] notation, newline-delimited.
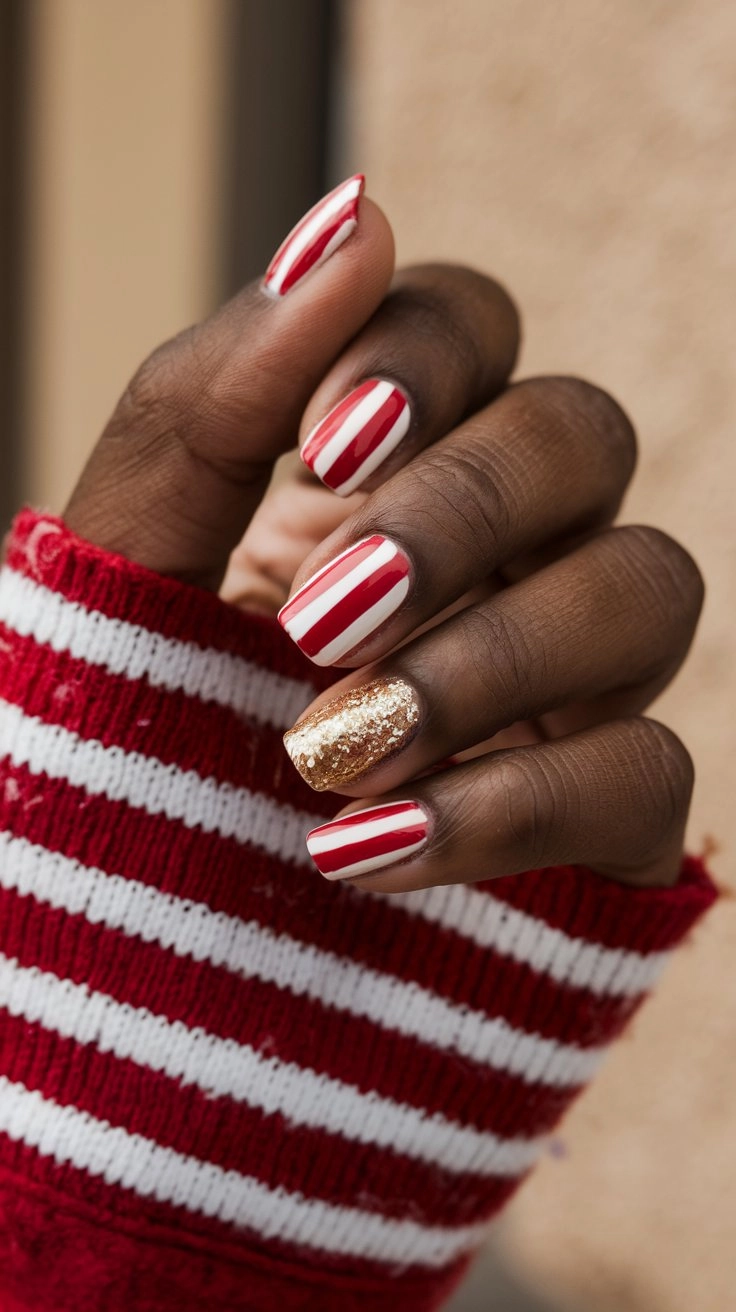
[0, 509, 717, 1312]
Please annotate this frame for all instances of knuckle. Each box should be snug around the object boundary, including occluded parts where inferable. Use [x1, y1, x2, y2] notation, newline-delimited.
[113, 330, 199, 442]
[457, 606, 540, 714]
[515, 375, 638, 482]
[389, 282, 488, 385]
[496, 753, 571, 866]
[389, 264, 520, 385]
[359, 443, 513, 568]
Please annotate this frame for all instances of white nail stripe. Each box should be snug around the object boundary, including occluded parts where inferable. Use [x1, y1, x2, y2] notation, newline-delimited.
[325, 838, 428, 880]
[382, 883, 670, 998]
[303, 216, 358, 279]
[311, 574, 410, 666]
[0, 567, 315, 730]
[333, 404, 411, 497]
[0, 700, 318, 865]
[0, 1076, 492, 1266]
[0, 951, 544, 1178]
[308, 806, 427, 855]
[0, 832, 607, 1086]
[282, 537, 398, 643]
[266, 177, 363, 295]
[311, 381, 397, 479]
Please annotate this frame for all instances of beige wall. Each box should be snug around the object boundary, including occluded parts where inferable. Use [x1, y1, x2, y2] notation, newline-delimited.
[19, 1, 736, 1307]
[346, 3, 736, 1309]
[24, 0, 227, 511]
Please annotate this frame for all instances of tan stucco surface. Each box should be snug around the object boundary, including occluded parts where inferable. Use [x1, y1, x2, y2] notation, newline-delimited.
[347, 4, 735, 1309]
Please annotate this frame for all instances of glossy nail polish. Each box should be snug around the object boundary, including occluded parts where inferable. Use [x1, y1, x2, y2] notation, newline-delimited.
[301, 379, 411, 496]
[307, 801, 429, 879]
[283, 676, 421, 791]
[278, 535, 411, 667]
[263, 174, 364, 297]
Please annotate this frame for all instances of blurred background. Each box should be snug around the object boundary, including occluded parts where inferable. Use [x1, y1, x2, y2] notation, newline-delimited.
[1, 1, 734, 1308]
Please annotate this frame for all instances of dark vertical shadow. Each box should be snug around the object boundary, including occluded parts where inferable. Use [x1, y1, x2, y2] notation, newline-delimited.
[0, 0, 26, 529]
[221, 0, 337, 294]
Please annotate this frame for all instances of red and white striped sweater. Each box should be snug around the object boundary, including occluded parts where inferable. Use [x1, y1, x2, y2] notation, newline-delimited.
[0, 510, 717, 1311]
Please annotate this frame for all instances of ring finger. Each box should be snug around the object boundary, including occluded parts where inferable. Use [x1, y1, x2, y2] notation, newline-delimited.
[283, 524, 703, 794]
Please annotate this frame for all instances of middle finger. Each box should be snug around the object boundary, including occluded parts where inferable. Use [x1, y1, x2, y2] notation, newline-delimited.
[278, 376, 636, 668]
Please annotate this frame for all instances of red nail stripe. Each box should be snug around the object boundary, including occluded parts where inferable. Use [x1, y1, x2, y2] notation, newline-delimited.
[302, 380, 411, 496]
[263, 175, 365, 297]
[307, 802, 429, 880]
[278, 536, 411, 667]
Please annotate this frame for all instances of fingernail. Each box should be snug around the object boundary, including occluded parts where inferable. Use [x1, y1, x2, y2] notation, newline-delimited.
[283, 676, 421, 791]
[301, 379, 411, 496]
[307, 800, 429, 879]
[263, 173, 365, 297]
[278, 534, 411, 667]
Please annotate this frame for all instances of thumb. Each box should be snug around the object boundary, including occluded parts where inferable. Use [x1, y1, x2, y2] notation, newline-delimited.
[64, 177, 395, 588]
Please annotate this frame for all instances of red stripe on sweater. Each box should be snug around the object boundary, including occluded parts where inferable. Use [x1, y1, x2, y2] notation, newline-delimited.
[0, 1155, 472, 1302]
[0, 629, 330, 815]
[0, 886, 577, 1138]
[0, 759, 644, 1048]
[0, 1012, 521, 1227]
[6, 510, 338, 688]
[0, 774, 643, 1053]
[478, 857, 717, 953]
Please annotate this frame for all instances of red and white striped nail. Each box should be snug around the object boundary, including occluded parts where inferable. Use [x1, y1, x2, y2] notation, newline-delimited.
[263, 174, 365, 297]
[301, 379, 411, 496]
[278, 534, 411, 666]
[307, 801, 429, 880]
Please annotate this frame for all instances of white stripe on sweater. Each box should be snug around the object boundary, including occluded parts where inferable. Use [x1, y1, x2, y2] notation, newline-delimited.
[0, 1076, 490, 1266]
[0, 832, 606, 1087]
[0, 572, 667, 997]
[0, 567, 315, 729]
[0, 699, 317, 865]
[384, 883, 669, 999]
[0, 951, 545, 1178]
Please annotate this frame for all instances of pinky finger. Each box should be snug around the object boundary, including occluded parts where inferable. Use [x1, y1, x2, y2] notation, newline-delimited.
[306, 719, 694, 893]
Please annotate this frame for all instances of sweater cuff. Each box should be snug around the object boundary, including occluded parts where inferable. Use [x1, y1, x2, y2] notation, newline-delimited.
[0, 508, 719, 1312]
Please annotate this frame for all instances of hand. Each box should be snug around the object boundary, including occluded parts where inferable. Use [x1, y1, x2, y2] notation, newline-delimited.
[64, 179, 702, 893]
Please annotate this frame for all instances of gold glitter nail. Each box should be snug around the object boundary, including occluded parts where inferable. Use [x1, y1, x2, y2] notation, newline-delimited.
[283, 676, 421, 791]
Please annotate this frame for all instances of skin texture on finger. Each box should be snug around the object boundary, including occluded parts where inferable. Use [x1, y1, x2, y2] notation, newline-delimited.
[280, 376, 638, 668]
[308, 718, 693, 892]
[64, 196, 395, 588]
[283, 525, 703, 795]
[298, 264, 520, 495]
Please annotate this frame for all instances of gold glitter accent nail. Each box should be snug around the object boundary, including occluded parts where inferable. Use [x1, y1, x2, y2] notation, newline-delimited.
[283, 676, 421, 791]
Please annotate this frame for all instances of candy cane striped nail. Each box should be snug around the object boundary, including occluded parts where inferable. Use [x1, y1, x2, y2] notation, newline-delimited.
[263, 174, 365, 297]
[301, 379, 411, 496]
[278, 535, 411, 667]
[307, 801, 429, 880]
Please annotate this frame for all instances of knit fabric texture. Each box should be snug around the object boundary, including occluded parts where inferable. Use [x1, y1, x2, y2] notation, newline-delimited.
[0, 509, 717, 1311]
